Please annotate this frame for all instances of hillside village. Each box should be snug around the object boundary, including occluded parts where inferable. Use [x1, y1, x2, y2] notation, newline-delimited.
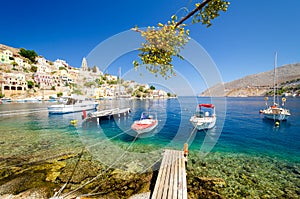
[0, 44, 174, 101]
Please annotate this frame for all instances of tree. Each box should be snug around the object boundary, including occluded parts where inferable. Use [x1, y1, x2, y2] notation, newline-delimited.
[95, 78, 104, 85]
[72, 89, 83, 95]
[84, 81, 96, 88]
[30, 65, 38, 73]
[138, 86, 144, 92]
[133, 0, 230, 78]
[92, 65, 98, 73]
[57, 92, 63, 97]
[19, 48, 38, 63]
[27, 80, 34, 89]
[150, 85, 155, 90]
[11, 61, 18, 67]
[59, 66, 67, 71]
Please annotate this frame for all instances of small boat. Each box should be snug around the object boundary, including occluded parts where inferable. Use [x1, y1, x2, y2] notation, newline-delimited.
[261, 53, 291, 121]
[190, 104, 216, 130]
[23, 97, 42, 103]
[48, 96, 98, 114]
[131, 112, 158, 134]
[1, 97, 12, 103]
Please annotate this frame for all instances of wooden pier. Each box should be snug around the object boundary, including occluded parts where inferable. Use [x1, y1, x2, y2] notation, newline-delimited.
[152, 146, 188, 199]
[84, 107, 130, 122]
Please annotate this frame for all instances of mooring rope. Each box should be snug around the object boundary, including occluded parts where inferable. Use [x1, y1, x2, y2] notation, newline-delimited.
[53, 148, 85, 197]
[61, 134, 139, 198]
[86, 128, 131, 149]
[186, 127, 197, 144]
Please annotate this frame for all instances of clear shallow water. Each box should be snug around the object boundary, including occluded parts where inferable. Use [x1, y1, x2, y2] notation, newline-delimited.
[1, 97, 299, 198]
[0, 97, 299, 164]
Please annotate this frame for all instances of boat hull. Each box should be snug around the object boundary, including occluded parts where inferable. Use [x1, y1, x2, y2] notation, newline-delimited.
[262, 107, 290, 121]
[263, 113, 289, 121]
[131, 119, 158, 134]
[48, 103, 97, 114]
[190, 116, 216, 130]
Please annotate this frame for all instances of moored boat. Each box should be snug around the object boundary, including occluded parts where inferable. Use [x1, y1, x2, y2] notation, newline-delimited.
[261, 104, 290, 121]
[48, 96, 98, 114]
[131, 112, 158, 134]
[1, 97, 12, 103]
[260, 53, 291, 121]
[190, 104, 216, 130]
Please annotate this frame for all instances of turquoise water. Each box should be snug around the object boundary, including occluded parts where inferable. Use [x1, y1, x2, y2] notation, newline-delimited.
[1, 97, 299, 197]
[0, 97, 299, 163]
[78, 97, 300, 164]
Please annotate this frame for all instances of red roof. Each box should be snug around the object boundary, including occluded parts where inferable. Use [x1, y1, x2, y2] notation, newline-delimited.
[199, 104, 214, 108]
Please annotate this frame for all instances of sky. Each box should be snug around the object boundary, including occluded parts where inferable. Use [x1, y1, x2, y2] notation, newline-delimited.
[1, 0, 299, 95]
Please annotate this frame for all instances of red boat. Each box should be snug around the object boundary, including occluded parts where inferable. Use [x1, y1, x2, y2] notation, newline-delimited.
[131, 112, 158, 134]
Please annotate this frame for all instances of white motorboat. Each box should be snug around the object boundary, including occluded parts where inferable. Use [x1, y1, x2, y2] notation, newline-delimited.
[48, 96, 98, 114]
[190, 104, 216, 130]
[131, 112, 158, 134]
[260, 53, 291, 121]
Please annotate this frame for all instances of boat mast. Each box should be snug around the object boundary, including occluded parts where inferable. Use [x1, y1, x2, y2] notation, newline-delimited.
[273, 52, 277, 105]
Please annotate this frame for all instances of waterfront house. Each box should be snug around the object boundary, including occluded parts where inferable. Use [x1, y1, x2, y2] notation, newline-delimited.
[1, 72, 27, 97]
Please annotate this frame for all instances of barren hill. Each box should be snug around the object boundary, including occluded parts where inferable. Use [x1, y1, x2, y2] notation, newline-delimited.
[200, 63, 300, 97]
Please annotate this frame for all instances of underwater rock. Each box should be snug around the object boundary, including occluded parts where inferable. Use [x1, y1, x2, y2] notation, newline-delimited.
[1, 188, 48, 199]
[58, 160, 101, 184]
[125, 161, 145, 173]
[196, 176, 227, 187]
[46, 161, 67, 182]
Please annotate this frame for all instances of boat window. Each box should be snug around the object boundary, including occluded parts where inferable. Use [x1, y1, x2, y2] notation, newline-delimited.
[66, 98, 72, 105]
[195, 111, 204, 118]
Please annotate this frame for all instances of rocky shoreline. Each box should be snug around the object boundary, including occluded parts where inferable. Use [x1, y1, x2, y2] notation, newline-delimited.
[1, 149, 299, 198]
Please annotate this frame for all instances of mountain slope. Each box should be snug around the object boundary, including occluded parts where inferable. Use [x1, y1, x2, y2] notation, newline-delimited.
[200, 63, 300, 97]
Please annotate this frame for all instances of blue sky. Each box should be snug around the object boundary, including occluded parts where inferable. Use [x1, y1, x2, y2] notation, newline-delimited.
[1, 0, 299, 94]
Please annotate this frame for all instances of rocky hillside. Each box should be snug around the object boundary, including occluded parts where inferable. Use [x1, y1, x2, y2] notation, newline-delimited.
[200, 63, 300, 97]
[0, 44, 20, 55]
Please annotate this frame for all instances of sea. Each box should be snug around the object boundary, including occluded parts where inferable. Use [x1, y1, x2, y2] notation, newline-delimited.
[0, 96, 299, 197]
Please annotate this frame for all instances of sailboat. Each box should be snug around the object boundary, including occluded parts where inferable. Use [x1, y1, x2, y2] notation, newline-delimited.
[260, 52, 291, 121]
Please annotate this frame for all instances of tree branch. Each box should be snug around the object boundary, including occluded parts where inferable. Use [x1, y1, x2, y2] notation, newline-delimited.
[175, 0, 213, 28]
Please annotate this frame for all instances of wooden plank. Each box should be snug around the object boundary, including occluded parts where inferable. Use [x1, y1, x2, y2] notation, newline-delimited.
[162, 150, 172, 199]
[152, 149, 188, 199]
[152, 150, 168, 198]
[167, 150, 175, 199]
[181, 152, 188, 199]
[177, 151, 183, 199]
[153, 150, 172, 198]
[173, 150, 179, 199]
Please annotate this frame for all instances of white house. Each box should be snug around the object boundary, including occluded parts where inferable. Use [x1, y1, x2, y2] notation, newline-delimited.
[0, 50, 13, 64]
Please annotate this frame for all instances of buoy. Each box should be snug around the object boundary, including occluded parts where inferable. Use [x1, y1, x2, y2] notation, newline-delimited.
[70, 120, 78, 125]
[264, 97, 269, 101]
[282, 97, 286, 102]
[275, 121, 280, 127]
